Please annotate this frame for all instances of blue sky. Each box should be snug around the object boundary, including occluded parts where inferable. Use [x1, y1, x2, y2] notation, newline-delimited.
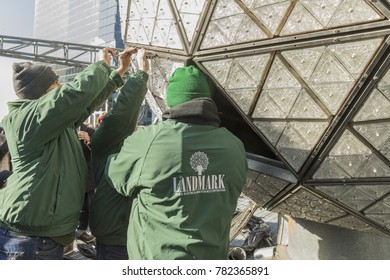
[0, 0, 35, 121]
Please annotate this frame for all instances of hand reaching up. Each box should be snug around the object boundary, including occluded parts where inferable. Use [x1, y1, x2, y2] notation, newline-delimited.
[99, 48, 116, 66]
[137, 48, 150, 73]
[116, 47, 138, 77]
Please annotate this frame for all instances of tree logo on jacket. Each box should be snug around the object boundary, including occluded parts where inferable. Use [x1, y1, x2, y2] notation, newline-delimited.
[190, 151, 209, 176]
[172, 151, 226, 196]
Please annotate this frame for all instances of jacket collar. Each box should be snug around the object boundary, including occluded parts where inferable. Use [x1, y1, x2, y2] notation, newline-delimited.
[162, 98, 221, 127]
[6, 99, 31, 112]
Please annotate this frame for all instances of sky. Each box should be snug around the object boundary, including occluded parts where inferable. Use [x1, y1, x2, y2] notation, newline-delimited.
[0, 0, 35, 121]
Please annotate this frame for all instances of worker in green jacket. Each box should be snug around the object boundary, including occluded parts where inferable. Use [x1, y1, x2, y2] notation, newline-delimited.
[0, 48, 131, 260]
[90, 48, 150, 259]
[106, 66, 248, 259]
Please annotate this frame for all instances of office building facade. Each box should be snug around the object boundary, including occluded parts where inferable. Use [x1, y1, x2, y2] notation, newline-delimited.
[33, 0, 133, 125]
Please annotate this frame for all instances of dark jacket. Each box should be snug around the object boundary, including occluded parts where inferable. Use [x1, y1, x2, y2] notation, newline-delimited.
[79, 123, 96, 193]
[0, 132, 11, 173]
[106, 98, 248, 259]
[0, 132, 12, 189]
[0, 61, 123, 244]
[90, 70, 148, 246]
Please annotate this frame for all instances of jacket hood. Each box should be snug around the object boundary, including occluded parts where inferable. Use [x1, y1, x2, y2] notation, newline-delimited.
[162, 97, 221, 127]
[2, 99, 31, 125]
[7, 99, 31, 111]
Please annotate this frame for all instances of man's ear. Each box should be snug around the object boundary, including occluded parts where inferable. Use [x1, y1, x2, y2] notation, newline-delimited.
[45, 81, 61, 94]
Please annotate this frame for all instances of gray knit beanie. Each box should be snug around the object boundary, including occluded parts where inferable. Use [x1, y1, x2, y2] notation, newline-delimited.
[13, 62, 58, 99]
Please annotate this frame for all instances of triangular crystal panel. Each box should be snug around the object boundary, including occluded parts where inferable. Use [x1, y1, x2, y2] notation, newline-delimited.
[310, 82, 354, 115]
[353, 89, 390, 122]
[253, 88, 300, 118]
[280, 2, 323, 35]
[236, 54, 271, 84]
[290, 121, 329, 149]
[364, 200, 390, 214]
[357, 185, 390, 199]
[253, 90, 290, 118]
[226, 60, 257, 89]
[300, 0, 342, 26]
[353, 122, 390, 150]
[174, 0, 206, 43]
[127, 0, 158, 44]
[327, 215, 373, 232]
[330, 130, 372, 156]
[200, 0, 267, 49]
[264, 57, 301, 89]
[332, 154, 370, 177]
[241, 0, 286, 7]
[119, 0, 130, 37]
[378, 68, 390, 100]
[313, 129, 377, 179]
[250, 0, 291, 34]
[127, 20, 149, 44]
[276, 122, 327, 171]
[330, 38, 383, 78]
[355, 154, 390, 178]
[381, 139, 390, 162]
[288, 89, 328, 119]
[339, 199, 375, 211]
[310, 51, 355, 84]
[365, 214, 390, 230]
[233, 16, 268, 43]
[282, 46, 325, 81]
[127, 0, 184, 50]
[328, 0, 382, 27]
[200, 19, 237, 49]
[339, 185, 377, 201]
[315, 185, 349, 199]
[226, 89, 258, 114]
[202, 59, 233, 88]
[253, 121, 287, 146]
[179, 13, 199, 43]
[212, 0, 242, 19]
[313, 158, 350, 179]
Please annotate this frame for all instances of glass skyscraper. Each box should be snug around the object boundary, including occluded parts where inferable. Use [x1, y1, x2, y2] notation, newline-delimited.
[32, 0, 132, 124]
[34, 0, 124, 79]
[34, 0, 123, 47]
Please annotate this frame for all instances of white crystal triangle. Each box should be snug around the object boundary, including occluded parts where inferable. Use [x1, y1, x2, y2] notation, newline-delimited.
[226, 89, 258, 114]
[282, 46, 325, 81]
[254, 121, 287, 146]
[330, 38, 383, 78]
[354, 89, 390, 122]
[300, 0, 342, 26]
[328, 0, 381, 27]
[264, 57, 301, 89]
[202, 59, 233, 88]
[280, 2, 323, 35]
[353, 122, 390, 150]
[251, 1, 291, 34]
[288, 89, 328, 119]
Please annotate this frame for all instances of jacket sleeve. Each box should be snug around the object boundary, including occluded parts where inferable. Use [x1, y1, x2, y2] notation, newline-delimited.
[74, 70, 124, 127]
[92, 70, 149, 184]
[104, 126, 155, 197]
[26, 61, 118, 144]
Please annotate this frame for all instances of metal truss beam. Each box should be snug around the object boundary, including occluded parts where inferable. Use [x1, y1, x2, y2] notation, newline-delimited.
[0, 35, 107, 67]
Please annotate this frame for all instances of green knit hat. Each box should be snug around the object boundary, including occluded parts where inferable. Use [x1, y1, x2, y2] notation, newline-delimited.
[166, 66, 211, 107]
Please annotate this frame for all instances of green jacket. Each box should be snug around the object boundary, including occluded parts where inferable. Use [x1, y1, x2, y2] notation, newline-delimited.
[90, 70, 148, 246]
[0, 61, 123, 244]
[106, 98, 248, 259]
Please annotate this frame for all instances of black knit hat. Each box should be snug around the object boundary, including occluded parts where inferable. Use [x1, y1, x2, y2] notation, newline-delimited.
[13, 62, 58, 99]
